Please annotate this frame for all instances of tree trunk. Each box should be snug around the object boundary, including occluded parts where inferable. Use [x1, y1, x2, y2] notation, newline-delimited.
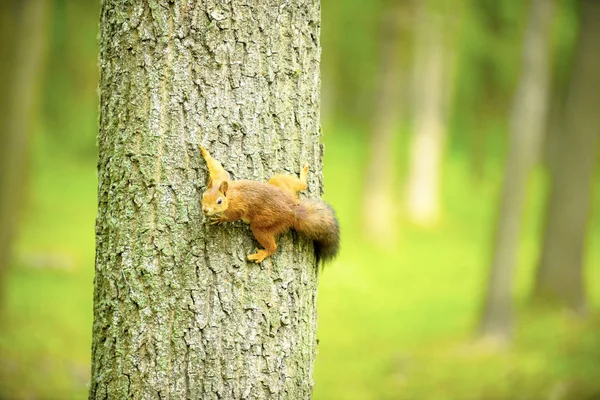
[361, 1, 410, 240]
[405, 1, 455, 226]
[0, 0, 48, 284]
[90, 1, 322, 399]
[533, 0, 600, 314]
[479, 0, 555, 342]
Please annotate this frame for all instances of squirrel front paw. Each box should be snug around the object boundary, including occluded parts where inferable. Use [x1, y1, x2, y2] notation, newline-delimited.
[209, 215, 226, 225]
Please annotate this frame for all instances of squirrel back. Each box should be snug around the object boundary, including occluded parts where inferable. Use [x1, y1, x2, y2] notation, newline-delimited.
[226, 181, 340, 263]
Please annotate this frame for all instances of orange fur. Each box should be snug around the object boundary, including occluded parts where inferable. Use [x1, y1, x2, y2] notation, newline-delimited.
[200, 147, 339, 264]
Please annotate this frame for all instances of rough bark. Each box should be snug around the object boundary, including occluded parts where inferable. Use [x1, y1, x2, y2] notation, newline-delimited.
[479, 0, 555, 342]
[0, 0, 48, 285]
[90, 1, 322, 399]
[405, 1, 455, 226]
[361, 0, 410, 240]
[533, 0, 600, 314]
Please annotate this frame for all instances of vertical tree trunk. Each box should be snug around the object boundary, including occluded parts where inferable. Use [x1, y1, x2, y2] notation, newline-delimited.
[91, 1, 321, 399]
[533, 0, 600, 314]
[361, 1, 410, 240]
[405, 1, 455, 226]
[542, 85, 566, 177]
[0, 0, 48, 284]
[479, 0, 555, 342]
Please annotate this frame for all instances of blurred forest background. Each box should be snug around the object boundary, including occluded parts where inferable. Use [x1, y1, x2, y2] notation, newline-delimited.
[1, 0, 600, 398]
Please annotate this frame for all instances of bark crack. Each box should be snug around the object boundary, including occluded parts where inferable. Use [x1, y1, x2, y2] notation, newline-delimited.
[92, 0, 321, 398]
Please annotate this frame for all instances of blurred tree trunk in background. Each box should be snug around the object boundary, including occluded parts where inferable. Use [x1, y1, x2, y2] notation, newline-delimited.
[405, 0, 456, 226]
[362, 0, 411, 240]
[90, 1, 321, 398]
[542, 38, 575, 178]
[0, 0, 48, 286]
[532, 0, 600, 314]
[541, 0, 579, 178]
[542, 86, 567, 178]
[479, 0, 555, 342]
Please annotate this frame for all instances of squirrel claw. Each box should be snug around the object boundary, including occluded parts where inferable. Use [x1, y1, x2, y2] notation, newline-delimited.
[210, 216, 225, 225]
[247, 254, 261, 263]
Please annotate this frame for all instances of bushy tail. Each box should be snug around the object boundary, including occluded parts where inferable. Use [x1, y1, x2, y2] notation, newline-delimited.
[294, 199, 340, 264]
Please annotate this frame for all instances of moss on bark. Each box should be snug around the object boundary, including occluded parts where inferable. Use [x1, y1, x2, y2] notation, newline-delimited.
[91, 1, 322, 398]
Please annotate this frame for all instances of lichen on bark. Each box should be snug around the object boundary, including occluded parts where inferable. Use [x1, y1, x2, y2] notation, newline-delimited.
[91, 0, 322, 398]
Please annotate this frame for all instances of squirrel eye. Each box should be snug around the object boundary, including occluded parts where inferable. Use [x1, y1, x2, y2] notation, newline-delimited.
[217, 197, 223, 205]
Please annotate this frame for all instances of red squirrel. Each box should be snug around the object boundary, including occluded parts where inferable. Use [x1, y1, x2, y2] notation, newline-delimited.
[200, 146, 339, 264]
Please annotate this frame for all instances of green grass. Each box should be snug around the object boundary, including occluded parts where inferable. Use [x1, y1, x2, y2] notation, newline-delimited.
[1, 128, 599, 399]
[312, 128, 600, 400]
[0, 144, 96, 399]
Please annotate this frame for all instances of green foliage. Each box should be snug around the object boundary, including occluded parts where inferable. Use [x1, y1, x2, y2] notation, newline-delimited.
[321, 0, 387, 123]
[41, 0, 99, 158]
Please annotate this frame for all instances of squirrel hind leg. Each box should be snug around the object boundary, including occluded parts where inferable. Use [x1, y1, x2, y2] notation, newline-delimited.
[268, 165, 309, 198]
[248, 228, 278, 263]
[247, 249, 272, 263]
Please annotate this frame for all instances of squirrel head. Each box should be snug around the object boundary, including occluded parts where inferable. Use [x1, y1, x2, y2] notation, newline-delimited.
[202, 181, 229, 215]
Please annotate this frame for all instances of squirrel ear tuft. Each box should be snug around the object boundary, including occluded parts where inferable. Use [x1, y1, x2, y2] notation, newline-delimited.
[219, 181, 228, 195]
